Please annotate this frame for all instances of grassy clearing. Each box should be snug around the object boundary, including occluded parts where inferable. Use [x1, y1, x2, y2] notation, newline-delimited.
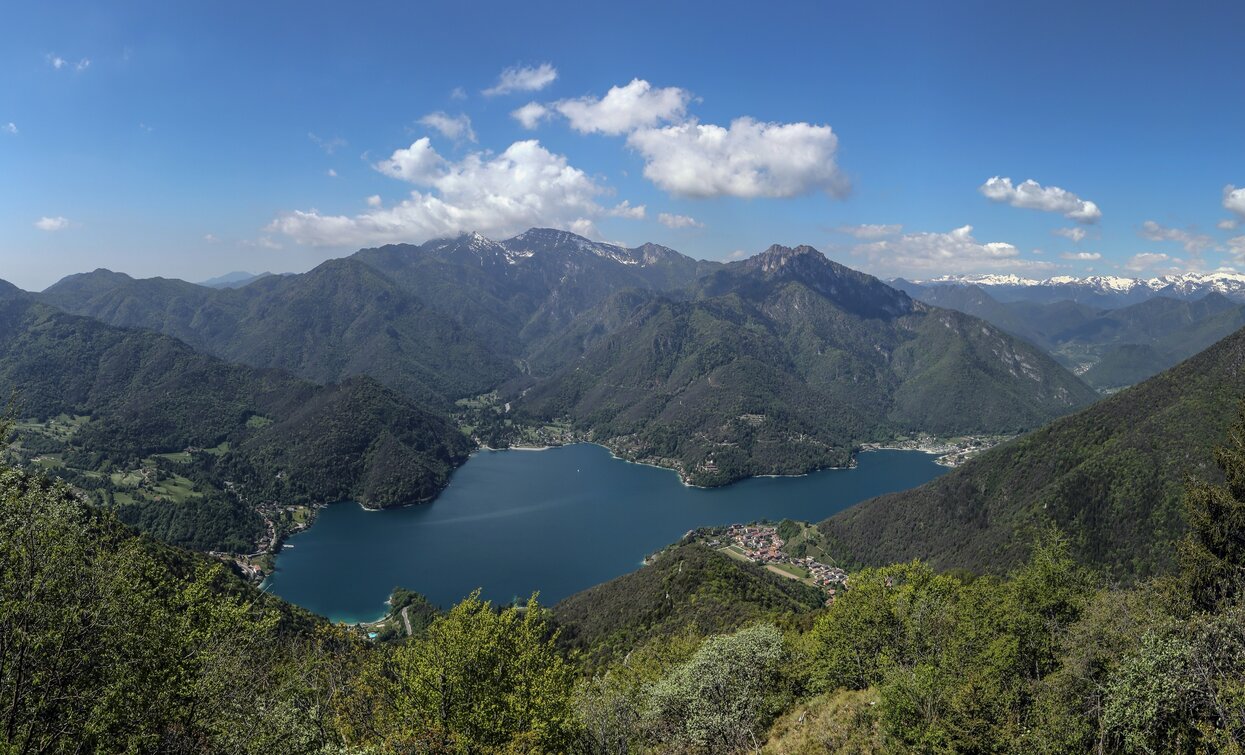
[767, 563, 810, 580]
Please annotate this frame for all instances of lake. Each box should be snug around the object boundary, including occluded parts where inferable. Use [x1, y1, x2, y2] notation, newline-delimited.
[264, 444, 947, 622]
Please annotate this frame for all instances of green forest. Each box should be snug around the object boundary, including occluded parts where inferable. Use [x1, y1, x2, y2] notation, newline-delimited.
[5, 405, 1245, 753]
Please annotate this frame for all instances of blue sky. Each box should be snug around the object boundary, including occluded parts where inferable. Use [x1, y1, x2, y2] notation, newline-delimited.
[2, 0, 1243, 290]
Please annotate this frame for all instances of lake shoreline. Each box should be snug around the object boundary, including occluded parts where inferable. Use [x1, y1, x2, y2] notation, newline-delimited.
[264, 445, 949, 622]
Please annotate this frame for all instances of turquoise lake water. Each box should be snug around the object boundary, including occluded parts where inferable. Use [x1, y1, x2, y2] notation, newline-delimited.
[264, 443, 947, 622]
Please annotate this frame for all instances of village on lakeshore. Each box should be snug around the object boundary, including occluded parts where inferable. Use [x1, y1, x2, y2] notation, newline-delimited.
[861, 433, 1013, 467]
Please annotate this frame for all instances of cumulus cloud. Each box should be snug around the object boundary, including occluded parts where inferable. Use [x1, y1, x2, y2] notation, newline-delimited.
[482, 63, 557, 96]
[1224, 185, 1245, 218]
[835, 223, 902, 239]
[326, 169, 337, 178]
[366, 195, 382, 208]
[1060, 251, 1102, 261]
[3, 122, 15, 135]
[979, 177, 1101, 224]
[308, 133, 347, 155]
[553, 79, 691, 135]
[849, 224, 1053, 276]
[1125, 252, 1170, 271]
[628, 117, 848, 199]
[374, 137, 445, 184]
[419, 111, 476, 142]
[607, 200, 645, 220]
[450, 86, 467, 101]
[270, 139, 624, 247]
[657, 212, 703, 229]
[1219, 219, 1239, 231]
[1053, 227, 1087, 243]
[1139, 220, 1214, 254]
[34, 216, 71, 231]
[511, 102, 550, 130]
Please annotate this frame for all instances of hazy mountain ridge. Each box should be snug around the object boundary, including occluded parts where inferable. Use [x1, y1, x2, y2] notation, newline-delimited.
[898, 279, 1245, 389]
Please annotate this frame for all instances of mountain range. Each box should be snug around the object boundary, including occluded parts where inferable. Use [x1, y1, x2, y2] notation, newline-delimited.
[17, 229, 1096, 497]
[908, 271, 1245, 305]
[514, 244, 1095, 483]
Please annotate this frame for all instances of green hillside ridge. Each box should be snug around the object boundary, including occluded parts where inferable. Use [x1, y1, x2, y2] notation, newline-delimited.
[0, 298, 470, 552]
[552, 542, 826, 668]
[821, 322, 1245, 580]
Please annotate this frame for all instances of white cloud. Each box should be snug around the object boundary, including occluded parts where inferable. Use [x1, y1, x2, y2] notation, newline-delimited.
[553, 79, 690, 135]
[1139, 220, 1214, 254]
[511, 102, 550, 130]
[270, 139, 621, 247]
[308, 133, 346, 155]
[849, 224, 1054, 276]
[1219, 219, 1239, 231]
[244, 236, 282, 250]
[657, 212, 703, 229]
[1224, 185, 1245, 218]
[1052, 227, 1087, 243]
[1125, 252, 1170, 271]
[203, 233, 219, 243]
[628, 117, 848, 199]
[726, 250, 748, 260]
[3, 122, 16, 135]
[1060, 251, 1101, 261]
[374, 137, 445, 184]
[48, 54, 90, 72]
[326, 169, 338, 177]
[450, 86, 467, 101]
[835, 223, 902, 239]
[34, 216, 71, 231]
[418, 111, 476, 142]
[607, 200, 645, 220]
[366, 195, 382, 208]
[482, 63, 558, 96]
[979, 177, 1101, 224]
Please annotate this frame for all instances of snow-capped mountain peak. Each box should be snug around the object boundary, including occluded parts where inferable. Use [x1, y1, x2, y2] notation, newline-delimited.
[912, 271, 1245, 302]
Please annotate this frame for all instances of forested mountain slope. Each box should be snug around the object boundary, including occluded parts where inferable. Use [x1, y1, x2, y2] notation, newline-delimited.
[821, 323, 1245, 580]
[0, 297, 470, 551]
[517, 244, 1097, 485]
